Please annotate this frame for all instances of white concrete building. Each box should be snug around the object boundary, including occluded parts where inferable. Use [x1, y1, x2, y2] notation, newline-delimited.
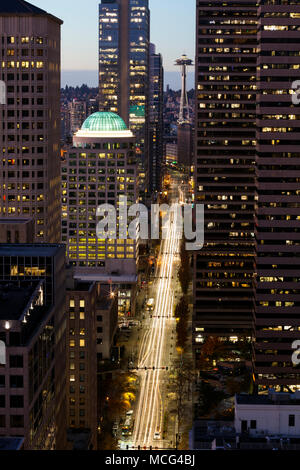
[235, 392, 300, 437]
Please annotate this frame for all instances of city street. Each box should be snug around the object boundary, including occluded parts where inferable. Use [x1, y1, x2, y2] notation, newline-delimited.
[129, 184, 182, 450]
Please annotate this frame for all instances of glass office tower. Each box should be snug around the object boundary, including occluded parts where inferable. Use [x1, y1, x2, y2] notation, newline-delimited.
[99, 0, 150, 198]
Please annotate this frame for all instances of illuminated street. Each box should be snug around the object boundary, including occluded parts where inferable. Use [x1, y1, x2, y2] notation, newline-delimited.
[131, 184, 182, 450]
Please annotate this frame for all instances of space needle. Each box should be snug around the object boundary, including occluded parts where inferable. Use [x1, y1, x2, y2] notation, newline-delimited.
[175, 54, 193, 124]
[174, 54, 194, 167]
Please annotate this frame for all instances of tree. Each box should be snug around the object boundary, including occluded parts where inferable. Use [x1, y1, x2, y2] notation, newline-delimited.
[171, 358, 195, 431]
[175, 296, 189, 350]
[196, 336, 227, 370]
[178, 239, 191, 295]
[175, 296, 188, 320]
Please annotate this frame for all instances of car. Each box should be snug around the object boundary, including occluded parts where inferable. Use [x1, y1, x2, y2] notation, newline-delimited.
[153, 431, 161, 440]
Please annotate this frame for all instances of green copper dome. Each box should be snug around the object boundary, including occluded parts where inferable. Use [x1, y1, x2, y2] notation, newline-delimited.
[81, 112, 127, 132]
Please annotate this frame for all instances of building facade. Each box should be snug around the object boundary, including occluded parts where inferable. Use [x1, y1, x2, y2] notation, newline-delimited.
[235, 392, 300, 437]
[96, 284, 118, 362]
[0, 0, 62, 243]
[0, 218, 34, 243]
[254, 0, 300, 391]
[62, 111, 138, 275]
[149, 43, 164, 193]
[66, 278, 98, 450]
[0, 244, 66, 449]
[194, 0, 257, 351]
[62, 111, 139, 318]
[98, 0, 150, 198]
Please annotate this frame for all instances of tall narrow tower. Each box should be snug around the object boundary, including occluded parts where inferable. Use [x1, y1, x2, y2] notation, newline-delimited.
[175, 54, 193, 124]
[175, 54, 193, 167]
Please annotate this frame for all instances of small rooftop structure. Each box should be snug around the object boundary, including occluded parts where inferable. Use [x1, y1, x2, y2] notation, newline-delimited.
[0, 437, 24, 451]
[0, 243, 65, 258]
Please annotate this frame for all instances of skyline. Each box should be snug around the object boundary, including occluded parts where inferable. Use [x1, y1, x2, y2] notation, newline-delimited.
[30, 0, 196, 88]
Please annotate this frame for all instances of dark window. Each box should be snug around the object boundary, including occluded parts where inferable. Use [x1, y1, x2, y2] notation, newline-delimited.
[10, 396, 24, 408]
[289, 415, 295, 427]
[9, 332, 20, 347]
[97, 316, 103, 322]
[10, 415, 24, 428]
[250, 420, 256, 430]
[0, 396, 5, 408]
[241, 420, 247, 433]
[10, 376, 23, 388]
[9, 355, 23, 368]
[0, 376, 5, 388]
[0, 416, 5, 427]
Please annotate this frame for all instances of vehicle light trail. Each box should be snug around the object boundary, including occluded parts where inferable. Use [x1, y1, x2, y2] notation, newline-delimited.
[132, 196, 181, 449]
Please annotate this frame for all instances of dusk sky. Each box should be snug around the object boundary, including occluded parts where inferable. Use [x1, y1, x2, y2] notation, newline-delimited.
[30, 0, 195, 88]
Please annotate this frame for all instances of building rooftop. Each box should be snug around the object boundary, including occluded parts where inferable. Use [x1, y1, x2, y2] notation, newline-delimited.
[236, 393, 300, 406]
[0, 0, 63, 24]
[0, 282, 39, 321]
[0, 218, 32, 224]
[0, 437, 24, 451]
[74, 271, 137, 284]
[0, 243, 65, 257]
[82, 112, 127, 132]
[66, 280, 95, 292]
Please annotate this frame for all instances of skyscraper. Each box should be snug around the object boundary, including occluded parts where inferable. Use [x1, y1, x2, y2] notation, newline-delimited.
[194, 0, 257, 351]
[149, 43, 164, 193]
[254, 0, 300, 392]
[99, 0, 150, 198]
[0, 0, 63, 243]
[62, 111, 139, 317]
[66, 277, 98, 449]
[99, 0, 129, 123]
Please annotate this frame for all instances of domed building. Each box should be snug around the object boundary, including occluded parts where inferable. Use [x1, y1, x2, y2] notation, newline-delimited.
[62, 112, 139, 317]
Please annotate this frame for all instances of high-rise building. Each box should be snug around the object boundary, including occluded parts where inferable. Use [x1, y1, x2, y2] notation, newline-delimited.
[149, 43, 164, 193]
[99, 0, 129, 123]
[69, 99, 87, 135]
[98, 0, 150, 198]
[0, 0, 63, 243]
[66, 276, 98, 449]
[0, 244, 66, 449]
[62, 111, 139, 317]
[194, 0, 257, 351]
[254, 0, 300, 392]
